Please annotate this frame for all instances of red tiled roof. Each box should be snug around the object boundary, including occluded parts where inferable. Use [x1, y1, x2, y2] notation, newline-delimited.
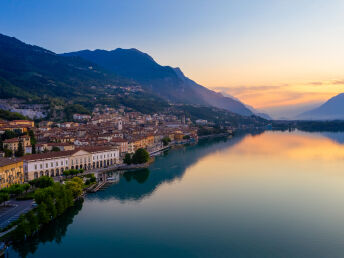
[0, 158, 22, 167]
[3, 138, 19, 143]
[20, 146, 117, 161]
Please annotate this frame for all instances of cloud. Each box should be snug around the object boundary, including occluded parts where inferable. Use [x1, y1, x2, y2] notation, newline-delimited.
[331, 79, 344, 85]
[307, 79, 344, 86]
[308, 81, 323, 86]
[212, 85, 283, 95]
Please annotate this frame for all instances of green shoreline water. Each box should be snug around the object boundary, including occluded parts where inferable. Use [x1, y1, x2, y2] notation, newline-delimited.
[8, 131, 344, 258]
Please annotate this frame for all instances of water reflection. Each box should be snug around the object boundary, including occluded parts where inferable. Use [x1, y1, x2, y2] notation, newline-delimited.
[88, 135, 250, 202]
[319, 131, 344, 144]
[123, 168, 150, 184]
[12, 130, 344, 258]
[9, 200, 84, 258]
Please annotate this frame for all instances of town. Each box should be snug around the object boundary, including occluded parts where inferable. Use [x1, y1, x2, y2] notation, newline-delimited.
[0, 107, 206, 188]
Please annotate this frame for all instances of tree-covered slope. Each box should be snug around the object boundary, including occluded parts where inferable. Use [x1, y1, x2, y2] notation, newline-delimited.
[63, 49, 253, 116]
[0, 34, 131, 100]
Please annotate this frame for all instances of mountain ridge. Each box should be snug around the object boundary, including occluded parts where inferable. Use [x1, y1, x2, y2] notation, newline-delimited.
[62, 48, 253, 116]
[298, 93, 344, 120]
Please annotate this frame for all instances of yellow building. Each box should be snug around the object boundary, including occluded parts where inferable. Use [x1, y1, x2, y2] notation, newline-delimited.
[144, 135, 155, 147]
[3, 136, 31, 154]
[9, 120, 34, 127]
[0, 158, 24, 188]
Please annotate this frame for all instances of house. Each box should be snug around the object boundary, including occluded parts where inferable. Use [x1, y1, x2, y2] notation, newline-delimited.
[3, 135, 30, 154]
[195, 119, 208, 125]
[111, 138, 128, 154]
[9, 120, 34, 128]
[0, 158, 24, 188]
[73, 114, 91, 121]
[47, 142, 75, 151]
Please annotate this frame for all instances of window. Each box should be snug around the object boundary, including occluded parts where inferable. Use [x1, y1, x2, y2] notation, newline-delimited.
[46, 164, 48, 168]
[40, 164, 43, 169]
[51, 162, 53, 167]
[61, 161, 63, 166]
[56, 162, 58, 166]
[35, 165, 37, 170]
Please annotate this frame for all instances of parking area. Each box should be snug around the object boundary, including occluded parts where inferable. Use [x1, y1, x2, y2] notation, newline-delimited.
[0, 200, 34, 229]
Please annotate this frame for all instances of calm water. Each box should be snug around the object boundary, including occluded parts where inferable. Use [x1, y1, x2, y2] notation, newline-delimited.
[9, 131, 344, 257]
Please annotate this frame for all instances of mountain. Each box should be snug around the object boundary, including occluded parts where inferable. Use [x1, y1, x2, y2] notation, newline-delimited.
[0, 33, 262, 124]
[219, 92, 272, 120]
[62, 49, 253, 116]
[0, 34, 134, 100]
[298, 93, 344, 120]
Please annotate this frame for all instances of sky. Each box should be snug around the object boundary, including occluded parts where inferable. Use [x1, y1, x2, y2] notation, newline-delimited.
[1, 0, 344, 118]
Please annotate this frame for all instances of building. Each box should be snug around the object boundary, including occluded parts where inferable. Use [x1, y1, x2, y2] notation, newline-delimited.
[111, 138, 128, 155]
[0, 158, 24, 188]
[195, 119, 208, 125]
[21, 151, 73, 181]
[73, 114, 91, 121]
[21, 146, 120, 181]
[3, 135, 31, 154]
[85, 146, 120, 169]
[9, 120, 34, 127]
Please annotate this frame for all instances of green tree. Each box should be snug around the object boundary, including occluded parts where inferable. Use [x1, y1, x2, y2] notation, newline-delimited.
[0, 192, 9, 206]
[29, 176, 54, 188]
[31, 143, 36, 154]
[162, 137, 171, 146]
[183, 135, 190, 140]
[26, 210, 39, 233]
[37, 203, 50, 224]
[15, 141, 24, 157]
[123, 153, 132, 164]
[28, 129, 36, 145]
[22, 183, 30, 193]
[2, 130, 17, 140]
[4, 147, 12, 157]
[45, 196, 57, 219]
[65, 180, 82, 198]
[51, 146, 60, 152]
[132, 148, 150, 164]
[8, 184, 25, 196]
[62, 170, 71, 177]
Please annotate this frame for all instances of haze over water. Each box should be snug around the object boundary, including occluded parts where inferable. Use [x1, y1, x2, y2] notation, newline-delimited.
[10, 131, 344, 257]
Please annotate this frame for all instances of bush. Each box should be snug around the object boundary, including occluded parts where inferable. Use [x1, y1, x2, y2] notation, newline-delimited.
[0, 192, 9, 206]
[16, 192, 34, 200]
[123, 153, 132, 165]
[63, 169, 83, 177]
[162, 137, 171, 146]
[85, 174, 96, 186]
[29, 176, 54, 188]
[132, 148, 149, 164]
[65, 177, 83, 198]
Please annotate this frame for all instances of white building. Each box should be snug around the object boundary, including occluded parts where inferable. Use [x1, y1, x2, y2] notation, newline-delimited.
[195, 119, 208, 125]
[73, 113, 91, 121]
[21, 146, 119, 181]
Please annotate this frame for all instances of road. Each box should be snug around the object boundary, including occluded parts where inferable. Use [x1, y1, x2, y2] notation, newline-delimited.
[0, 199, 34, 229]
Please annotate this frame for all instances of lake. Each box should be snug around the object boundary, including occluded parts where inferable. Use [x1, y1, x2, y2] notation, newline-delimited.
[9, 130, 344, 257]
